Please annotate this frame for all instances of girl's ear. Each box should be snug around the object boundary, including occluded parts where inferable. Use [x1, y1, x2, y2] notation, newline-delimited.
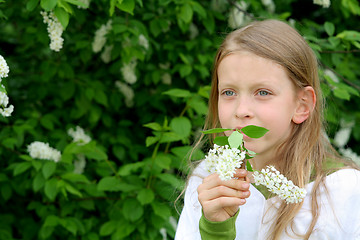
[292, 86, 316, 124]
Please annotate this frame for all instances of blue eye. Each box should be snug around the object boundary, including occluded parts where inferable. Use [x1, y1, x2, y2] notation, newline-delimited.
[258, 90, 269, 96]
[224, 90, 235, 96]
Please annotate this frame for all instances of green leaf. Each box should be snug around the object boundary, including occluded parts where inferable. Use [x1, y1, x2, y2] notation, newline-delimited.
[99, 220, 117, 236]
[213, 136, 229, 146]
[324, 21, 335, 36]
[157, 173, 183, 188]
[179, 4, 193, 23]
[26, 0, 40, 11]
[123, 198, 143, 222]
[13, 162, 32, 176]
[151, 201, 171, 219]
[162, 88, 192, 98]
[43, 215, 59, 227]
[228, 130, 243, 149]
[54, 7, 69, 29]
[64, 183, 83, 197]
[145, 136, 159, 147]
[42, 161, 56, 179]
[241, 125, 269, 138]
[33, 172, 45, 192]
[64, 0, 87, 8]
[170, 117, 192, 138]
[246, 160, 253, 172]
[1, 184, 12, 201]
[61, 173, 90, 183]
[201, 128, 232, 134]
[44, 178, 58, 201]
[143, 122, 162, 131]
[40, 0, 57, 11]
[116, 0, 135, 15]
[155, 154, 171, 170]
[137, 188, 154, 205]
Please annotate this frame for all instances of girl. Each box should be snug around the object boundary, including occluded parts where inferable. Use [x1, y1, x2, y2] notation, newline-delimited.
[175, 19, 360, 239]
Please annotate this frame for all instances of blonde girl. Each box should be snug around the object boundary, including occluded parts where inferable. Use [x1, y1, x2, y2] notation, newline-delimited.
[175, 19, 360, 239]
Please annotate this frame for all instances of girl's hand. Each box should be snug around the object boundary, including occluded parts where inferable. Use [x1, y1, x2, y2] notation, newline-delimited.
[197, 169, 250, 222]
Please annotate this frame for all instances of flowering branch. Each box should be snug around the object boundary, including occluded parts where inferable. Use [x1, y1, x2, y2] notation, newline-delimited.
[203, 126, 307, 204]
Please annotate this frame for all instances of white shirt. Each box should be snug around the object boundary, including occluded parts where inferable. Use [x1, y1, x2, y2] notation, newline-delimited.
[175, 161, 360, 239]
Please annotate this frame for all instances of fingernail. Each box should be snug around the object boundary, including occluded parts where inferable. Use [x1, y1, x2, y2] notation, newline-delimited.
[242, 182, 250, 188]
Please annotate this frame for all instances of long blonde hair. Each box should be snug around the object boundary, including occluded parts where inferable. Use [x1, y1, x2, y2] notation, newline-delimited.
[203, 19, 355, 239]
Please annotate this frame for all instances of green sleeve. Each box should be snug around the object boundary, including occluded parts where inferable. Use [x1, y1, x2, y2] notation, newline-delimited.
[199, 210, 239, 240]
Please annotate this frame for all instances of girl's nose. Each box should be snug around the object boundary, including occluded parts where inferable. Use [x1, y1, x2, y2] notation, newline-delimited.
[235, 97, 254, 119]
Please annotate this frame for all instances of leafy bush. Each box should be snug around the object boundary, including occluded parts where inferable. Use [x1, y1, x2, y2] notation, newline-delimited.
[0, 0, 359, 239]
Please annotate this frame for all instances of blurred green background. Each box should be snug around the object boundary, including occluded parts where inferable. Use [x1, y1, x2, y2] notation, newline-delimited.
[0, 0, 359, 239]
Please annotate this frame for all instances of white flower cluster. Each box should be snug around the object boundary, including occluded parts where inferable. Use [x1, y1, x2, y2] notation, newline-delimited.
[0, 55, 14, 117]
[92, 20, 112, 53]
[138, 34, 149, 50]
[0, 55, 9, 79]
[261, 0, 275, 13]
[228, 1, 248, 29]
[121, 59, 137, 84]
[313, 0, 330, 8]
[205, 144, 245, 181]
[253, 166, 307, 204]
[27, 141, 61, 162]
[40, 11, 64, 52]
[115, 81, 134, 108]
[101, 45, 113, 63]
[68, 126, 91, 145]
[73, 154, 86, 174]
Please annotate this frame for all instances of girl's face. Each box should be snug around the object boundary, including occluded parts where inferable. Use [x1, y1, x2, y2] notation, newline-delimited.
[217, 51, 300, 167]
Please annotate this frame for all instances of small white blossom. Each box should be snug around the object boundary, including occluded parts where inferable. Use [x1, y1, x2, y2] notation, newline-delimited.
[73, 154, 86, 174]
[92, 20, 112, 53]
[189, 23, 199, 39]
[210, 0, 228, 12]
[27, 141, 61, 162]
[0, 55, 10, 79]
[121, 60, 137, 84]
[40, 11, 64, 52]
[0, 104, 14, 117]
[115, 81, 134, 108]
[313, 0, 330, 8]
[228, 1, 248, 29]
[161, 73, 172, 85]
[324, 69, 339, 83]
[261, 0, 275, 13]
[253, 165, 307, 204]
[68, 126, 91, 145]
[100, 45, 113, 63]
[0, 92, 9, 107]
[333, 119, 354, 148]
[159, 228, 167, 240]
[204, 144, 245, 181]
[138, 34, 149, 50]
[339, 148, 360, 165]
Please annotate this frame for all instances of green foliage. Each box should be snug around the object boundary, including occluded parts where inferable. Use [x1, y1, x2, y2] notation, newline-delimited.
[0, 0, 360, 239]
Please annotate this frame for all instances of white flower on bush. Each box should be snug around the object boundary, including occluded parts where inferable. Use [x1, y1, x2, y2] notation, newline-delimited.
[228, 1, 248, 29]
[138, 34, 149, 50]
[101, 45, 113, 63]
[27, 141, 61, 162]
[40, 11, 64, 52]
[204, 143, 306, 203]
[205, 144, 245, 181]
[313, 0, 330, 8]
[0, 55, 10, 79]
[115, 81, 134, 108]
[68, 126, 91, 145]
[161, 73, 172, 85]
[121, 59, 137, 84]
[261, 0, 275, 13]
[0, 55, 14, 117]
[92, 20, 112, 53]
[74, 154, 86, 174]
[253, 166, 307, 204]
[339, 148, 360, 165]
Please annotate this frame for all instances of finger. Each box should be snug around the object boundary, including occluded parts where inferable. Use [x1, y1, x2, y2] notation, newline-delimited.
[199, 185, 251, 202]
[200, 175, 251, 193]
[233, 169, 248, 178]
[202, 196, 247, 211]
